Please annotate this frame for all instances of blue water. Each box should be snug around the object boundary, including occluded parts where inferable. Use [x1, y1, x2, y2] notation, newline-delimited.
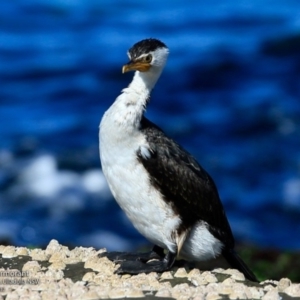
[0, 0, 300, 251]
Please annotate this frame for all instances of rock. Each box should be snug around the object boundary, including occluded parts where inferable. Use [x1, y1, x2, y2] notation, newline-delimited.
[2, 246, 17, 258]
[221, 268, 245, 281]
[0, 244, 298, 299]
[277, 277, 291, 292]
[188, 268, 201, 279]
[30, 249, 49, 261]
[15, 247, 29, 256]
[262, 289, 281, 300]
[204, 273, 218, 283]
[108, 287, 127, 299]
[22, 261, 41, 274]
[174, 267, 188, 278]
[171, 283, 192, 299]
[248, 286, 264, 299]
[49, 251, 66, 263]
[284, 283, 300, 297]
[48, 261, 66, 271]
[155, 288, 172, 298]
[82, 290, 99, 300]
[125, 288, 144, 298]
[82, 272, 96, 282]
[206, 291, 222, 300]
[160, 271, 174, 280]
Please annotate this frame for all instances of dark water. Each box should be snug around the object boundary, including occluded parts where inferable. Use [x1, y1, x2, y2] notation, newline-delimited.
[0, 0, 300, 251]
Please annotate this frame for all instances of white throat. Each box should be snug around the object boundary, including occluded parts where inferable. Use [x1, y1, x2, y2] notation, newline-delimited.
[103, 67, 163, 130]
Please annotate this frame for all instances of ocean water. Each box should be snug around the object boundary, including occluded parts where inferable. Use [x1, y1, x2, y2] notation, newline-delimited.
[0, 0, 300, 251]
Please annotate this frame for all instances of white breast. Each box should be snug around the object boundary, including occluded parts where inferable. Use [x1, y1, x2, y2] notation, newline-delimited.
[99, 101, 180, 254]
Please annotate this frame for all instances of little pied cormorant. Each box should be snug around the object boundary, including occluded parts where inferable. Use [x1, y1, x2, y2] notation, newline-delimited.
[99, 38, 258, 282]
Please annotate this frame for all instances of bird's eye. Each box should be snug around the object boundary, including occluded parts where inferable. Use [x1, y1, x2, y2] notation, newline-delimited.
[144, 54, 152, 63]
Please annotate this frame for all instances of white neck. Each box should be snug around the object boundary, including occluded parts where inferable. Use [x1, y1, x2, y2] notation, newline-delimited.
[129, 67, 163, 93]
[107, 67, 163, 129]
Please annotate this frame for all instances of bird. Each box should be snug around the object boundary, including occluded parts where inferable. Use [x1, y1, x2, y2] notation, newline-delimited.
[99, 38, 258, 282]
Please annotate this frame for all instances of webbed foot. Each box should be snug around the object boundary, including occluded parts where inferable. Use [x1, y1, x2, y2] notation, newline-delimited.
[99, 245, 165, 263]
[115, 250, 176, 275]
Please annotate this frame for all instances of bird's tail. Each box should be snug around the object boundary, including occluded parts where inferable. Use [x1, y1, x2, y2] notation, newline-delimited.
[222, 248, 259, 282]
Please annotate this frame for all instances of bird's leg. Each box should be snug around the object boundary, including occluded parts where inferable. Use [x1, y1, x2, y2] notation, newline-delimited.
[138, 245, 165, 262]
[115, 250, 177, 275]
[99, 245, 165, 263]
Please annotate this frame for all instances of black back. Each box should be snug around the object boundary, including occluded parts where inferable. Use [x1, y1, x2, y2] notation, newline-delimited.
[137, 117, 235, 249]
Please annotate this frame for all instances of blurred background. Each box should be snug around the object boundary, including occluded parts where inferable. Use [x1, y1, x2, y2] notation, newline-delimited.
[0, 0, 300, 280]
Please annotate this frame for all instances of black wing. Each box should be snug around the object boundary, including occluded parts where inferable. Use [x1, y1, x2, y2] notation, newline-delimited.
[138, 117, 234, 248]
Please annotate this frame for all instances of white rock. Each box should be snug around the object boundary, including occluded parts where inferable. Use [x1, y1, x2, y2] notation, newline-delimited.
[206, 292, 222, 300]
[155, 288, 172, 298]
[48, 261, 66, 270]
[2, 246, 17, 258]
[22, 261, 41, 274]
[284, 283, 300, 297]
[15, 247, 29, 256]
[125, 288, 144, 298]
[277, 277, 291, 292]
[30, 249, 49, 261]
[222, 269, 245, 281]
[108, 288, 127, 298]
[174, 268, 188, 278]
[82, 290, 100, 300]
[262, 289, 281, 300]
[82, 272, 96, 282]
[45, 240, 61, 255]
[249, 286, 264, 299]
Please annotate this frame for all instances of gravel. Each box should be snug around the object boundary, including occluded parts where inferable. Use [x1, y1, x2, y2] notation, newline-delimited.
[0, 239, 299, 299]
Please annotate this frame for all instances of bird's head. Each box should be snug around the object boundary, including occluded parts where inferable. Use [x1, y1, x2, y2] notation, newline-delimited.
[122, 38, 169, 74]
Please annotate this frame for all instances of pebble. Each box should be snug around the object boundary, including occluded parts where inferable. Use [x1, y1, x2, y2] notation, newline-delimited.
[206, 291, 222, 300]
[284, 283, 300, 297]
[45, 240, 62, 255]
[0, 246, 6, 254]
[249, 286, 264, 299]
[82, 290, 99, 300]
[262, 289, 281, 300]
[191, 275, 208, 286]
[221, 268, 245, 281]
[2, 246, 17, 258]
[108, 288, 127, 298]
[0, 241, 298, 299]
[221, 277, 236, 285]
[174, 267, 188, 278]
[30, 249, 49, 261]
[160, 271, 174, 280]
[82, 272, 96, 282]
[192, 294, 205, 300]
[277, 277, 291, 292]
[218, 284, 232, 295]
[125, 288, 144, 298]
[48, 261, 66, 270]
[155, 288, 172, 298]
[22, 261, 41, 273]
[171, 283, 192, 298]
[49, 251, 66, 263]
[204, 273, 218, 283]
[15, 247, 29, 256]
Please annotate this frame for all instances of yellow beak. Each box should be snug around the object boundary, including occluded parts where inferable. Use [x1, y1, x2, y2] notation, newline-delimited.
[122, 61, 151, 73]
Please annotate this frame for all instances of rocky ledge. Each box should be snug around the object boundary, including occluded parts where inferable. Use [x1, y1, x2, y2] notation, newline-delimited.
[0, 240, 299, 299]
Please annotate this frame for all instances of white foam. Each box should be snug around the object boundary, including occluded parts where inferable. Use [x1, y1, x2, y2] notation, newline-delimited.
[81, 169, 109, 195]
[283, 178, 300, 209]
[16, 154, 85, 200]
